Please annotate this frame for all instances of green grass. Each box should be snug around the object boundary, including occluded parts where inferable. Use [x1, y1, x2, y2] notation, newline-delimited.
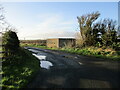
[21, 44, 47, 49]
[0, 46, 2, 51]
[0, 53, 2, 57]
[22, 44, 120, 61]
[1, 47, 40, 89]
[60, 47, 120, 60]
[0, 46, 2, 61]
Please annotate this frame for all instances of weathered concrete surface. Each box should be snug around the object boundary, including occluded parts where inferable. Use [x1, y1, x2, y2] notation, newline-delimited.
[26, 47, 120, 88]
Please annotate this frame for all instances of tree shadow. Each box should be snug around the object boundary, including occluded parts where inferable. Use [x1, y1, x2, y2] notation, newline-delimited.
[27, 65, 119, 88]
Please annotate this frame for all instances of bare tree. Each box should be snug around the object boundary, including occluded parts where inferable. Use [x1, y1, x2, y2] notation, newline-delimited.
[77, 11, 100, 46]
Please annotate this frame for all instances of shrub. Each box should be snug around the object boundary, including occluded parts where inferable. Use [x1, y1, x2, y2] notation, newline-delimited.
[2, 48, 40, 89]
[2, 30, 20, 65]
[2, 30, 19, 57]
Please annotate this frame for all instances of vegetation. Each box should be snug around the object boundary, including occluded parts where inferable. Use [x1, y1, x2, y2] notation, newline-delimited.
[77, 12, 119, 49]
[77, 11, 100, 46]
[21, 11, 120, 61]
[60, 47, 120, 60]
[1, 48, 40, 89]
[0, 47, 2, 51]
[20, 40, 46, 46]
[1, 30, 40, 89]
[0, 6, 40, 89]
[0, 45, 2, 57]
[20, 12, 120, 62]
[2, 30, 20, 59]
[1, 9, 119, 89]
[21, 44, 120, 61]
[21, 43, 47, 49]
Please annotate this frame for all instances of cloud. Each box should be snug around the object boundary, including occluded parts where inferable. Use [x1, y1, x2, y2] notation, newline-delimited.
[36, 13, 74, 32]
[18, 31, 76, 40]
[18, 13, 77, 40]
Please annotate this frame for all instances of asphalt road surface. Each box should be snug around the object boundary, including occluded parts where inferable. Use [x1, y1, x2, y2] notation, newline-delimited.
[26, 47, 120, 88]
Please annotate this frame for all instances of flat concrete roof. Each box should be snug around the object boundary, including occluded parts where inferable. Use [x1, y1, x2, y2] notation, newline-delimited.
[47, 37, 75, 39]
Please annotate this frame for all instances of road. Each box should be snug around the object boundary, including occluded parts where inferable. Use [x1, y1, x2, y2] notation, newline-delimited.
[26, 47, 120, 88]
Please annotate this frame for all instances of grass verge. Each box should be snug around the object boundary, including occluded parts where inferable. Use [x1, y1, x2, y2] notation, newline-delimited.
[1, 47, 40, 89]
[21, 44, 120, 61]
[60, 47, 120, 60]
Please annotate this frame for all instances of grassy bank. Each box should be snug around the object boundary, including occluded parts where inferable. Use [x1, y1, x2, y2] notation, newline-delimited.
[1, 47, 40, 89]
[0, 46, 3, 58]
[0, 47, 2, 51]
[21, 44, 120, 61]
[60, 47, 120, 60]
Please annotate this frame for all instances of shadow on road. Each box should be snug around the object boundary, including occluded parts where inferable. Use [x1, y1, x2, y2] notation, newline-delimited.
[26, 47, 120, 88]
[27, 65, 119, 88]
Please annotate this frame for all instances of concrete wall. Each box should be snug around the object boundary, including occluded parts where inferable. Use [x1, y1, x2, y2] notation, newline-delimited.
[47, 38, 76, 48]
[47, 39, 59, 48]
[59, 39, 76, 48]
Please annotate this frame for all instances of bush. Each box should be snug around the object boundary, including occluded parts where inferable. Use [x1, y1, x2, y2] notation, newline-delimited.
[2, 48, 40, 89]
[1, 27, 40, 89]
[2, 30, 20, 64]
[2, 30, 19, 51]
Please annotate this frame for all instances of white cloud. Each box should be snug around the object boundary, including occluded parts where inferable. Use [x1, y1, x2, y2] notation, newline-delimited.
[18, 13, 77, 40]
[20, 31, 76, 40]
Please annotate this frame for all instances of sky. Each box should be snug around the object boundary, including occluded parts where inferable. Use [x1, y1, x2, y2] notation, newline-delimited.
[1, 2, 118, 40]
[1, 0, 120, 2]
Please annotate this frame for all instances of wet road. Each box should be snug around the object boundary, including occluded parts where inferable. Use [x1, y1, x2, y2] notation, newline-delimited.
[26, 47, 120, 88]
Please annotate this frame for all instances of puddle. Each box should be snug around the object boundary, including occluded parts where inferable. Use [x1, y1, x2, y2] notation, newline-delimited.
[33, 53, 53, 69]
[28, 48, 53, 69]
[40, 61, 53, 69]
[78, 62, 83, 65]
[28, 49, 40, 53]
[32, 53, 46, 60]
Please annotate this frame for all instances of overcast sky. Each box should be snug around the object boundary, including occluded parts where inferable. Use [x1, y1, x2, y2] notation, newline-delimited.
[1, 2, 118, 40]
